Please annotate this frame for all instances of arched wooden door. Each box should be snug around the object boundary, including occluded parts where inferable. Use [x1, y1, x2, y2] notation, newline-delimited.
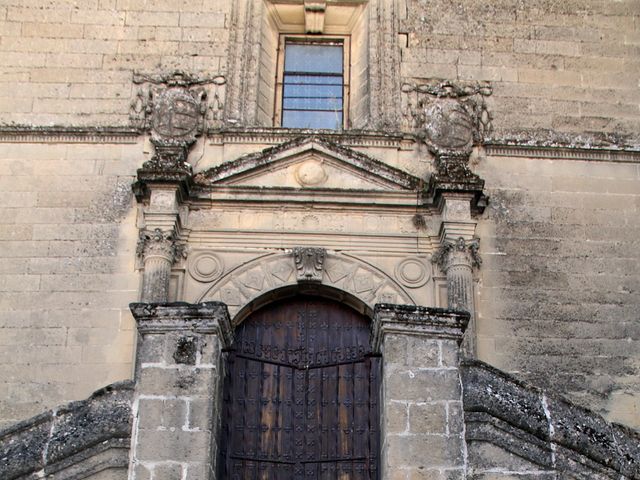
[219, 296, 380, 479]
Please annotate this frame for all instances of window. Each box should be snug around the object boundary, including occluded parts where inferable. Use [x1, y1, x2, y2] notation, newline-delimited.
[275, 36, 350, 130]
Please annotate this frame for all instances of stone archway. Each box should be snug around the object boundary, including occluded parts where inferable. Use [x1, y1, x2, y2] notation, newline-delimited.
[197, 250, 416, 320]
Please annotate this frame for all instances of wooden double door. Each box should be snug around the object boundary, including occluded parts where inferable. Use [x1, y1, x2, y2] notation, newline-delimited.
[219, 296, 380, 479]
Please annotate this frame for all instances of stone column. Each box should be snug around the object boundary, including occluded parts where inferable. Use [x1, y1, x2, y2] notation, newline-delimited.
[433, 237, 481, 356]
[433, 237, 481, 315]
[137, 228, 179, 303]
[128, 302, 232, 480]
[371, 304, 469, 480]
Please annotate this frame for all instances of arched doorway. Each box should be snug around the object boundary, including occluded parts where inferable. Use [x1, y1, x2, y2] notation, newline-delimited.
[219, 296, 380, 479]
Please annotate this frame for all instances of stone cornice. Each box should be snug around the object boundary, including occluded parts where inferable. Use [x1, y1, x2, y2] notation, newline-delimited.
[0, 125, 140, 144]
[1, 125, 639, 163]
[370, 303, 469, 352]
[130, 302, 232, 347]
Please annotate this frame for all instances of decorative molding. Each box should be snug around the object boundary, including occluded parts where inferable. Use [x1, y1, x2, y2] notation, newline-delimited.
[462, 360, 640, 479]
[195, 136, 420, 191]
[0, 126, 139, 144]
[207, 129, 408, 148]
[293, 247, 326, 283]
[485, 144, 640, 163]
[304, 0, 326, 33]
[0, 382, 133, 480]
[432, 237, 481, 273]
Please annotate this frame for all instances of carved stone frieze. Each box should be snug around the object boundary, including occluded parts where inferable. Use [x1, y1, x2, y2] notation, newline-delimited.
[432, 237, 481, 273]
[293, 247, 326, 283]
[402, 79, 492, 157]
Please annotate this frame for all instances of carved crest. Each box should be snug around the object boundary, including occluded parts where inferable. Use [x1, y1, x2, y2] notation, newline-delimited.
[293, 247, 326, 283]
[130, 70, 226, 145]
[401, 79, 492, 157]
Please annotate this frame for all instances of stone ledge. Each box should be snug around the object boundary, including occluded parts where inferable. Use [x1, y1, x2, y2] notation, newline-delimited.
[371, 303, 469, 352]
[130, 302, 232, 346]
[461, 360, 640, 479]
[0, 125, 140, 144]
[0, 381, 134, 480]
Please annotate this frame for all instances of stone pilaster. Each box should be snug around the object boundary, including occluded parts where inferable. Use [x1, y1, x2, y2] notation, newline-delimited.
[128, 302, 231, 480]
[136, 229, 180, 303]
[371, 304, 469, 480]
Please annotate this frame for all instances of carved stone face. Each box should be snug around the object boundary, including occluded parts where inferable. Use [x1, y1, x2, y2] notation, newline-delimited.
[152, 87, 201, 141]
[423, 98, 474, 155]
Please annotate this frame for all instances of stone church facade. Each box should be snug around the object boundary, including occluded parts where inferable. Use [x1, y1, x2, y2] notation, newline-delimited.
[0, 0, 639, 479]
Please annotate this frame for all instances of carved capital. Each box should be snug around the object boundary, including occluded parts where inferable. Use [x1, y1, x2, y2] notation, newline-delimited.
[432, 237, 482, 273]
[136, 228, 184, 264]
[293, 247, 326, 283]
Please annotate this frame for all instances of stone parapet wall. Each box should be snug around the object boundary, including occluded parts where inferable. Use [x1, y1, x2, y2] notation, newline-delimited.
[0, 381, 134, 480]
[462, 361, 640, 479]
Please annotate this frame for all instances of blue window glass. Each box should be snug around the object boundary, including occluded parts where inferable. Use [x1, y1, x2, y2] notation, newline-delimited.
[281, 42, 344, 130]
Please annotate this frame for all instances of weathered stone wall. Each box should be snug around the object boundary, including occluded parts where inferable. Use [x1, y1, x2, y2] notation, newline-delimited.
[476, 152, 640, 429]
[1, 1, 637, 140]
[0, 140, 140, 428]
[399, 0, 640, 142]
[0, 0, 230, 126]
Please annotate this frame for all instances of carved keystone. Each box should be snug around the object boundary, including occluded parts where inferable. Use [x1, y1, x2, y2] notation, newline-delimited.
[293, 247, 326, 283]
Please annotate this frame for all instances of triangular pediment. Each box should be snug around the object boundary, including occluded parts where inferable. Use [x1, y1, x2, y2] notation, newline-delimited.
[194, 137, 420, 191]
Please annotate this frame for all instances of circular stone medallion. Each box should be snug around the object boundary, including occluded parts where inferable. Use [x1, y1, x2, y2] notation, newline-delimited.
[188, 252, 224, 283]
[395, 257, 431, 288]
[295, 160, 328, 187]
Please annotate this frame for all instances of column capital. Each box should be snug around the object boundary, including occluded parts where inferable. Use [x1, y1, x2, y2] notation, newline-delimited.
[136, 227, 183, 264]
[432, 236, 482, 273]
[370, 303, 469, 353]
